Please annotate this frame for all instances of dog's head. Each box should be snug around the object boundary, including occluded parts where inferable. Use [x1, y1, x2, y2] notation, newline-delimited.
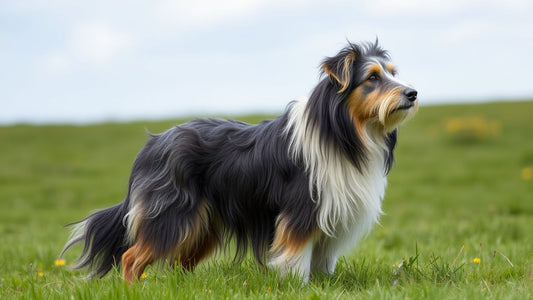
[322, 41, 418, 134]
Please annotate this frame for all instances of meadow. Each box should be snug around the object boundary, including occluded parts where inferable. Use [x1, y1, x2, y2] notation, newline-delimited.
[0, 101, 532, 299]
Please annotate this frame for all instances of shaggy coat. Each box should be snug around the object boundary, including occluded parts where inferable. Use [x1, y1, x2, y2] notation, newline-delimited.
[61, 41, 418, 282]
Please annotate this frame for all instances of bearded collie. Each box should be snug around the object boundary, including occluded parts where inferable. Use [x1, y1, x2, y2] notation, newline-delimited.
[61, 40, 418, 282]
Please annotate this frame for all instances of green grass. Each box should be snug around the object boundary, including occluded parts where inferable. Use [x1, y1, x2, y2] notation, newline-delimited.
[1, 102, 532, 299]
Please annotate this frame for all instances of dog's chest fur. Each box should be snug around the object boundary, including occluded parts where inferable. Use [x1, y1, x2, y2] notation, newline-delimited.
[286, 100, 388, 239]
[318, 145, 386, 237]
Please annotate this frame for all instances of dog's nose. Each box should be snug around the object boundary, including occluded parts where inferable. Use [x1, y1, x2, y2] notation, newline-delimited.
[404, 88, 418, 102]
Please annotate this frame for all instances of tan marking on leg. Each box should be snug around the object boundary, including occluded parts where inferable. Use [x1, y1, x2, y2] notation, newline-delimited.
[179, 233, 218, 271]
[270, 215, 316, 260]
[122, 246, 136, 281]
[269, 215, 316, 280]
[121, 240, 154, 282]
[169, 201, 218, 271]
[270, 216, 312, 256]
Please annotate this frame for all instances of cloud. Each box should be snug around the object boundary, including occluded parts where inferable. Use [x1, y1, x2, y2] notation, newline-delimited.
[152, 0, 319, 29]
[154, 0, 264, 28]
[71, 23, 133, 64]
[362, 0, 464, 15]
[361, 0, 532, 16]
[40, 52, 70, 74]
[438, 21, 490, 44]
[40, 22, 134, 75]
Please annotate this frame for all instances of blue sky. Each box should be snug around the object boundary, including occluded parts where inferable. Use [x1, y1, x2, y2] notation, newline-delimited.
[1, 0, 532, 124]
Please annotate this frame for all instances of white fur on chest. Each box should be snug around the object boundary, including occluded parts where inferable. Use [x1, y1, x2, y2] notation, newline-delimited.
[317, 147, 386, 239]
[286, 100, 387, 239]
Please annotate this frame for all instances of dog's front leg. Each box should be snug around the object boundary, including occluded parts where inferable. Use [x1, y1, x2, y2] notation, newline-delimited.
[269, 240, 313, 282]
[310, 235, 341, 275]
[268, 215, 315, 282]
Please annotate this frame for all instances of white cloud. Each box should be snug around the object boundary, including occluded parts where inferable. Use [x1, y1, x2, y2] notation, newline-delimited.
[361, 0, 532, 15]
[71, 23, 133, 64]
[152, 0, 319, 29]
[438, 21, 489, 44]
[41, 52, 70, 73]
[361, 0, 464, 15]
[39, 22, 134, 75]
[154, 0, 265, 28]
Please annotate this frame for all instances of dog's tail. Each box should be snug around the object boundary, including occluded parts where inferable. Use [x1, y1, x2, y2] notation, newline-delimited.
[59, 199, 130, 278]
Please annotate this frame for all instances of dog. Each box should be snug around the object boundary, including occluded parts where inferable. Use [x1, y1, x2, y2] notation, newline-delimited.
[61, 40, 418, 282]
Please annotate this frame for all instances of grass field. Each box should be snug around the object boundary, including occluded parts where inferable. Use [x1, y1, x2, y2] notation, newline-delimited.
[1, 101, 532, 299]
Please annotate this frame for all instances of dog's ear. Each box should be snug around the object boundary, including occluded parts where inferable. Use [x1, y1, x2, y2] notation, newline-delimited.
[322, 49, 357, 93]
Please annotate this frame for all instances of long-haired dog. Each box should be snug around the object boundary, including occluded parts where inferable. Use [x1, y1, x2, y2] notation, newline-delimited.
[61, 41, 418, 282]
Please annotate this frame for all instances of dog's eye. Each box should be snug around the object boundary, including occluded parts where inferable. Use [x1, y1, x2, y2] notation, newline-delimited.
[368, 74, 379, 81]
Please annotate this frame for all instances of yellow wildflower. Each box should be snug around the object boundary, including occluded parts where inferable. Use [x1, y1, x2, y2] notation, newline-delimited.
[37, 271, 44, 277]
[140, 273, 147, 279]
[54, 259, 66, 266]
[445, 118, 463, 133]
[473, 257, 481, 263]
[522, 167, 532, 181]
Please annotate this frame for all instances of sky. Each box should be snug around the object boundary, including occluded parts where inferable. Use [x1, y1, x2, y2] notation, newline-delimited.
[1, 0, 532, 124]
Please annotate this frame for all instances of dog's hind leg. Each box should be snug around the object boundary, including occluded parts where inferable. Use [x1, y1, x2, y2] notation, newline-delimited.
[174, 231, 218, 271]
[122, 197, 218, 281]
[168, 201, 218, 271]
[121, 221, 217, 280]
[122, 239, 155, 281]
